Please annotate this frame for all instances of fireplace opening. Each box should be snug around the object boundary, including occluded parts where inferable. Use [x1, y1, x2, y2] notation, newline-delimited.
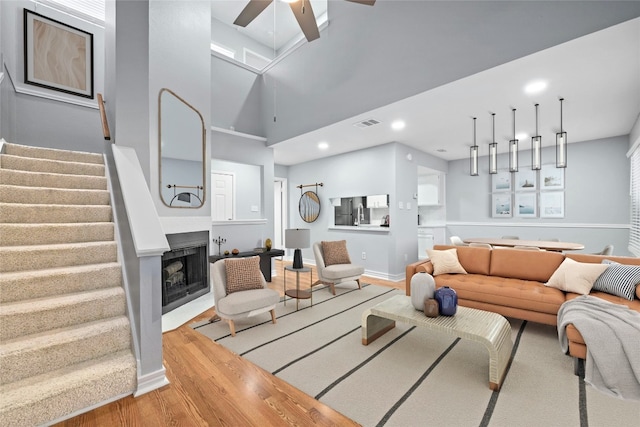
[162, 231, 209, 314]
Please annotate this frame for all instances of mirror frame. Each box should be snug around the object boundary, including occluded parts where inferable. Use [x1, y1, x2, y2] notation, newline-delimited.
[158, 88, 206, 208]
[299, 190, 321, 223]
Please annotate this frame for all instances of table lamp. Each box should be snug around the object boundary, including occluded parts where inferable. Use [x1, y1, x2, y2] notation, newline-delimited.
[285, 228, 310, 269]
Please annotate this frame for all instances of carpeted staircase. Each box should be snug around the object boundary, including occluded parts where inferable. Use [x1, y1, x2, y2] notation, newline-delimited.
[0, 142, 137, 426]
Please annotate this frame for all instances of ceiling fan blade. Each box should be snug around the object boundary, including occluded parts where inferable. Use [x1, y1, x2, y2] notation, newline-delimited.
[289, 0, 320, 42]
[234, 0, 274, 27]
[345, 0, 376, 5]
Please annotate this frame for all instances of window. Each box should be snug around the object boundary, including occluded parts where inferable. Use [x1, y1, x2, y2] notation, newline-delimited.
[629, 146, 640, 256]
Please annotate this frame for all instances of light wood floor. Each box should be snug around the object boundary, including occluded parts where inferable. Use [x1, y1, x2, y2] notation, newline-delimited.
[55, 260, 404, 426]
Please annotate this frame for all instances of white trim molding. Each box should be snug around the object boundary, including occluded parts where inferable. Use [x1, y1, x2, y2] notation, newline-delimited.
[446, 221, 629, 229]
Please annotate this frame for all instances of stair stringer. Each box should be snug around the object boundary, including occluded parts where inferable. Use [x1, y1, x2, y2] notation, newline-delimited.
[102, 142, 170, 397]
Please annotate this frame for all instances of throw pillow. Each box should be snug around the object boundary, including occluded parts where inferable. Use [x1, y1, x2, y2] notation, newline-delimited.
[426, 248, 467, 276]
[322, 240, 351, 266]
[545, 258, 608, 295]
[592, 260, 640, 301]
[224, 256, 264, 294]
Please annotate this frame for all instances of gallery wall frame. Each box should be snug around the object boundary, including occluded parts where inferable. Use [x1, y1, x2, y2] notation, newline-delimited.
[491, 170, 512, 192]
[515, 192, 537, 218]
[24, 9, 94, 99]
[540, 164, 564, 190]
[515, 169, 537, 192]
[492, 193, 512, 218]
[540, 191, 565, 218]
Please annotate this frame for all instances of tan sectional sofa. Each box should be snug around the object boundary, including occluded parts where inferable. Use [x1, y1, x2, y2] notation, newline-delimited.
[405, 245, 640, 360]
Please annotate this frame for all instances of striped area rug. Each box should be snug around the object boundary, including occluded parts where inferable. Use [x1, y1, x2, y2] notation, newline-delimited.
[192, 284, 638, 427]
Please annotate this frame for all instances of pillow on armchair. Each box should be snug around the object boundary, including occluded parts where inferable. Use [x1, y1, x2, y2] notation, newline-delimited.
[224, 256, 264, 294]
[322, 240, 352, 266]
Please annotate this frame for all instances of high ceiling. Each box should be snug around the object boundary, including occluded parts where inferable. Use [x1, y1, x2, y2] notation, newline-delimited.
[270, 16, 640, 166]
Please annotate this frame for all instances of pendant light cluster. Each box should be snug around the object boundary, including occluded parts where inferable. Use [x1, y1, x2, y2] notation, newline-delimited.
[468, 97, 567, 176]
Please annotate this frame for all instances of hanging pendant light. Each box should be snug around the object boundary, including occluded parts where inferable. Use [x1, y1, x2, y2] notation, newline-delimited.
[556, 97, 567, 168]
[489, 113, 498, 174]
[531, 103, 542, 170]
[470, 117, 479, 176]
[509, 108, 518, 172]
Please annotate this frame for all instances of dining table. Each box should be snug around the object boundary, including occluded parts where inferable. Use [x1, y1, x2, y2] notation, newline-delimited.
[463, 237, 584, 252]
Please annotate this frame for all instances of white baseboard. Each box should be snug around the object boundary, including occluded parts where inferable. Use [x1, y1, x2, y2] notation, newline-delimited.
[134, 367, 170, 397]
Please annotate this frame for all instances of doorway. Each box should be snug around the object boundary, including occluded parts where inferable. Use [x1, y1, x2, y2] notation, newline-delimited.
[274, 178, 287, 252]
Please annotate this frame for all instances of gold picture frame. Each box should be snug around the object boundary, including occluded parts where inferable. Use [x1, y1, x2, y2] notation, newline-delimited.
[24, 9, 94, 98]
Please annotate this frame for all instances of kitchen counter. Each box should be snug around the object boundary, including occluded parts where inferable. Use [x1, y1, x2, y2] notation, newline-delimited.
[329, 225, 390, 232]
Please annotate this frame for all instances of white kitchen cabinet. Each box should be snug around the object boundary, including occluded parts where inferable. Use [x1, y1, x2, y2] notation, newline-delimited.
[366, 194, 388, 208]
[418, 174, 442, 206]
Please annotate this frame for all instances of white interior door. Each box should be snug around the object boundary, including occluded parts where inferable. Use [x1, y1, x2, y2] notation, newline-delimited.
[274, 178, 287, 251]
[212, 172, 234, 220]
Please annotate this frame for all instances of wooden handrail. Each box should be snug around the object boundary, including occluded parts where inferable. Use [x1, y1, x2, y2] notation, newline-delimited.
[97, 93, 111, 141]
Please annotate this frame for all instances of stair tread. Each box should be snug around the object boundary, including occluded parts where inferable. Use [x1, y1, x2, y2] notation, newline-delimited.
[0, 286, 124, 315]
[0, 168, 107, 190]
[0, 240, 116, 252]
[0, 316, 129, 353]
[0, 349, 135, 403]
[2, 143, 104, 165]
[0, 261, 121, 281]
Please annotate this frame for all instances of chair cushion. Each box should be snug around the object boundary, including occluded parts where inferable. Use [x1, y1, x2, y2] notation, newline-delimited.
[322, 240, 351, 266]
[323, 263, 364, 280]
[217, 288, 280, 315]
[224, 256, 264, 294]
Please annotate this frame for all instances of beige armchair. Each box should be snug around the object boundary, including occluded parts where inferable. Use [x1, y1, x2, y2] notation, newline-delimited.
[312, 241, 364, 295]
[211, 258, 280, 336]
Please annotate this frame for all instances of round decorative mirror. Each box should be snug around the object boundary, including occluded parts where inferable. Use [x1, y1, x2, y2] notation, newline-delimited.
[299, 191, 320, 223]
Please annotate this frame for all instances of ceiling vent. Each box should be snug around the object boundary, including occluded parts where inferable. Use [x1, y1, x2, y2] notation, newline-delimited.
[353, 118, 381, 129]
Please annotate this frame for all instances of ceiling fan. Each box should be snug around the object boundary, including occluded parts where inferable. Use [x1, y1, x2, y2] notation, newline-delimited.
[234, 0, 376, 43]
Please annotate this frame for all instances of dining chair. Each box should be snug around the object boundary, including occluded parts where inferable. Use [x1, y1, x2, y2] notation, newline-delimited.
[514, 245, 543, 251]
[469, 242, 492, 249]
[539, 238, 560, 242]
[592, 244, 614, 256]
[450, 236, 468, 246]
[501, 235, 519, 240]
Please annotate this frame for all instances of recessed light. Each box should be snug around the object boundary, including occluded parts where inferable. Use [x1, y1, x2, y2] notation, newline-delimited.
[391, 120, 405, 131]
[524, 80, 547, 95]
[318, 142, 329, 150]
[436, 149, 447, 153]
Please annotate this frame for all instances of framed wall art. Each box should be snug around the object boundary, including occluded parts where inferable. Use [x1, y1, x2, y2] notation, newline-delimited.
[24, 9, 94, 98]
[540, 164, 564, 190]
[515, 169, 537, 191]
[515, 193, 537, 218]
[492, 193, 512, 218]
[540, 191, 565, 218]
[491, 170, 512, 192]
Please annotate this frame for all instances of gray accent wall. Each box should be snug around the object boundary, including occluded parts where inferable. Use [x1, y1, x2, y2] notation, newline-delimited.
[446, 136, 632, 255]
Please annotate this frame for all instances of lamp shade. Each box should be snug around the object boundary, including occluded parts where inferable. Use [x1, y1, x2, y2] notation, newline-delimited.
[285, 228, 310, 269]
[285, 229, 310, 249]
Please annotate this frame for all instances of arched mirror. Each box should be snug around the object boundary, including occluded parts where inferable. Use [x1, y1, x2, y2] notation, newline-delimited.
[159, 88, 206, 208]
[299, 190, 320, 223]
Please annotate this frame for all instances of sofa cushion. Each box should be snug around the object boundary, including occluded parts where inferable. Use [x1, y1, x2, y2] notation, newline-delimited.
[433, 245, 492, 275]
[427, 248, 467, 276]
[591, 260, 640, 301]
[490, 248, 564, 282]
[224, 256, 264, 294]
[434, 274, 565, 315]
[545, 258, 608, 295]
